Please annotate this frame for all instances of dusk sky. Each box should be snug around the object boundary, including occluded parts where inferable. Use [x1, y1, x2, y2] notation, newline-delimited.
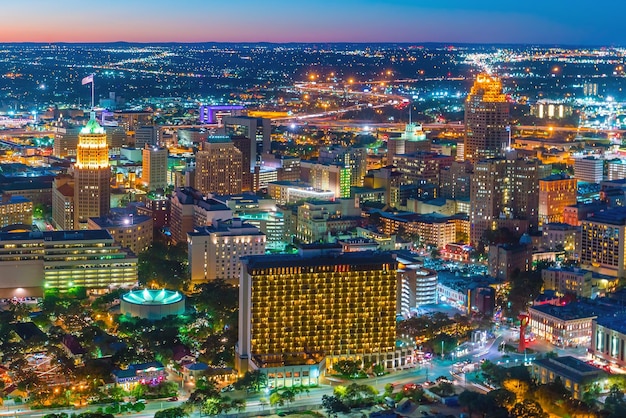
[3, 0, 626, 45]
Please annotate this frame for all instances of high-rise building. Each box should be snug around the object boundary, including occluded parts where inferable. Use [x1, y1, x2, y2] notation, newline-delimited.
[363, 166, 402, 208]
[237, 250, 401, 374]
[470, 155, 549, 244]
[580, 207, 626, 277]
[538, 174, 578, 227]
[318, 146, 368, 187]
[392, 152, 454, 191]
[300, 162, 351, 198]
[386, 123, 429, 164]
[464, 74, 509, 164]
[74, 115, 111, 229]
[53, 125, 81, 158]
[187, 218, 265, 287]
[142, 145, 168, 191]
[134, 125, 159, 149]
[105, 126, 127, 155]
[51, 175, 75, 230]
[195, 136, 243, 196]
[439, 161, 472, 200]
[222, 116, 272, 159]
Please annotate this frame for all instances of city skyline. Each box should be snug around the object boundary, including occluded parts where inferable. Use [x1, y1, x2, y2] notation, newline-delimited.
[3, 1, 626, 45]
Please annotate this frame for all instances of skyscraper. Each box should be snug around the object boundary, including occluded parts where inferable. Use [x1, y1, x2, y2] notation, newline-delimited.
[195, 136, 243, 196]
[464, 74, 509, 164]
[142, 144, 168, 191]
[74, 115, 111, 228]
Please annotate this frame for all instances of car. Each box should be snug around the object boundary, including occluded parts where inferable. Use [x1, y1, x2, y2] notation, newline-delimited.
[167, 397, 178, 402]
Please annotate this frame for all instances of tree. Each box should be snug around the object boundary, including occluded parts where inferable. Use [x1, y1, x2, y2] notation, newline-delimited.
[486, 388, 516, 410]
[269, 392, 284, 409]
[230, 399, 246, 413]
[321, 394, 350, 417]
[502, 378, 530, 402]
[154, 407, 188, 418]
[234, 370, 267, 392]
[437, 381, 455, 397]
[280, 389, 296, 405]
[510, 400, 548, 418]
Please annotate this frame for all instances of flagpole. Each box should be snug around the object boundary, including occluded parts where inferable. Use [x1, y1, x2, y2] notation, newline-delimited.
[91, 78, 95, 110]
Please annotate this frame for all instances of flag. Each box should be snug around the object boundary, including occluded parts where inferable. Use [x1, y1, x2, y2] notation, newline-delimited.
[81, 74, 94, 85]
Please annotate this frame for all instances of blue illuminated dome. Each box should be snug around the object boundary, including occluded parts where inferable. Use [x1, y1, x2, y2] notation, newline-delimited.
[120, 289, 185, 320]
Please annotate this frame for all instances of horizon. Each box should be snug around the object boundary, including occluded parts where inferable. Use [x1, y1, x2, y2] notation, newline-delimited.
[3, 1, 626, 45]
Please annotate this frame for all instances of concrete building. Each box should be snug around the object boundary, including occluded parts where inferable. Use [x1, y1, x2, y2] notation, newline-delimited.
[52, 176, 75, 230]
[591, 314, 626, 369]
[392, 152, 454, 192]
[542, 267, 593, 298]
[134, 125, 159, 149]
[463, 74, 509, 164]
[539, 174, 578, 227]
[87, 213, 153, 255]
[542, 223, 579, 254]
[53, 125, 81, 158]
[0, 195, 33, 228]
[222, 115, 272, 160]
[363, 166, 402, 208]
[607, 159, 626, 181]
[169, 187, 232, 244]
[195, 136, 243, 196]
[470, 156, 549, 244]
[74, 116, 111, 229]
[296, 199, 361, 243]
[531, 357, 607, 400]
[237, 250, 409, 375]
[142, 145, 168, 191]
[488, 242, 532, 280]
[0, 230, 137, 298]
[580, 207, 626, 277]
[300, 161, 351, 199]
[395, 252, 437, 316]
[528, 301, 624, 347]
[378, 211, 469, 250]
[318, 146, 368, 187]
[439, 161, 472, 200]
[188, 218, 265, 287]
[574, 157, 603, 184]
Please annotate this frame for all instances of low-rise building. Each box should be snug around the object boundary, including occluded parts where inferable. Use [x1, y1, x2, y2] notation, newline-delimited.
[112, 361, 167, 387]
[529, 301, 626, 347]
[531, 356, 607, 400]
[0, 194, 33, 228]
[488, 243, 532, 280]
[395, 252, 437, 316]
[88, 213, 153, 255]
[541, 267, 593, 298]
[267, 181, 335, 205]
[590, 314, 626, 369]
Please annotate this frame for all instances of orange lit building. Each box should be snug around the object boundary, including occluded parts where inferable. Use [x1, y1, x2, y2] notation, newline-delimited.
[74, 115, 111, 229]
[464, 74, 509, 164]
[539, 174, 578, 227]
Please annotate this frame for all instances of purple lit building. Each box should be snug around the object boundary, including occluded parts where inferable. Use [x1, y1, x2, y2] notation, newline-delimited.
[199, 105, 244, 124]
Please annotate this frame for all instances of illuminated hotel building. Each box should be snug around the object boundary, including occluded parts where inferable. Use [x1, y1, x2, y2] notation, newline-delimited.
[580, 207, 626, 277]
[538, 174, 578, 227]
[237, 251, 404, 376]
[142, 145, 168, 191]
[195, 136, 243, 196]
[0, 230, 137, 298]
[74, 115, 111, 228]
[87, 214, 153, 255]
[300, 162, 351, 199]
[0, 195, 33, 228]
[463, 74, 509, 164]
[187, 218, 265, 287]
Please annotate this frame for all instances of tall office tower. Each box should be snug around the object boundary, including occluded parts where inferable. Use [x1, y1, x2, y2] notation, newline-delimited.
[51, 175, 75, 230]
[135, 125, 159, 149]
[464, 74, 510, 164]
[363, 166, 403, 208]
[231, 136, 255, 191]
[237, 250, 399, 376]
[53, 125, 81, 158]
[142, 145, 168, 191]
[392, 152, 454, 191]
[439, 161, 473, 200]
[538, 174, 578, 227]
[223, 115, 272, 158]
[74, 115, 111, 229]
[318, 146, 368, 187]
[105, 126, 127, 155]
[188, 218, 266, 287]
[169, 187, 204, 245]
[195, 136, 243, 196]
[300, 161, 351, 198]
[386, 123, 429, 164]
[470, 156, 548, 244]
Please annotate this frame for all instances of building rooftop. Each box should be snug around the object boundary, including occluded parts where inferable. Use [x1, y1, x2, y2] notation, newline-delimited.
[595, 313, 626, 335]
[533, 356, 606, 383]
[89, 214, 152, 228]
[586, 207, 626, 226]
[0, 229, 113, 243]
[243, 251, 396, 270]
[530, 300, 626, 321]
[0, 195, 31, 204]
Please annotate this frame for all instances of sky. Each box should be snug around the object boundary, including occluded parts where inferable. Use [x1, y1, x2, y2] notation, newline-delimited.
[2, 0, 626, 45]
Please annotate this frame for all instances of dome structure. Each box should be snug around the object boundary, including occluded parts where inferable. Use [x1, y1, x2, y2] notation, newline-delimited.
[120, 289, 185, 320]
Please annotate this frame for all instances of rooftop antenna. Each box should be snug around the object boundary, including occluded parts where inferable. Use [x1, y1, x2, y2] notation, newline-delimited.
[409, 102, 412, 125]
